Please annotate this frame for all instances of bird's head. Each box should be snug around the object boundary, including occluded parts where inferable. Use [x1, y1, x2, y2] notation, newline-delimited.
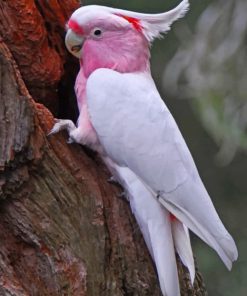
[65, 0, 189, 77]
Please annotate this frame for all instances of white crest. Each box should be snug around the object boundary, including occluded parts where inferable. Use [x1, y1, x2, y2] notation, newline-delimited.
[72, 1, 189, 42]
[111, 0, 190, 41]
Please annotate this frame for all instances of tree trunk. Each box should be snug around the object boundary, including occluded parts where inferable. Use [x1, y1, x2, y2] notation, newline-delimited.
[0, 1, 207, 295]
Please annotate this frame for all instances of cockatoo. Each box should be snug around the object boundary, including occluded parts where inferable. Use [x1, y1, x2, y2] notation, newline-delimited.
[49, 1, 238, 295]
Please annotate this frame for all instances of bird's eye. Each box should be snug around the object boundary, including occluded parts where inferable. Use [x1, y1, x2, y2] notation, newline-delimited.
[93, 28, 102, 37]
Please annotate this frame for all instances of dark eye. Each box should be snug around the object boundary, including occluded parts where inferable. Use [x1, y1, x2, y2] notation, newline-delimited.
[93, 29, 102, 37]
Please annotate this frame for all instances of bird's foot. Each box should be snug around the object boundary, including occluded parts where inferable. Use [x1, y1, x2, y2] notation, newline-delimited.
[117, 191, 129, 202]
[107, 176, 119, 185]
[48, 119, 76, 143]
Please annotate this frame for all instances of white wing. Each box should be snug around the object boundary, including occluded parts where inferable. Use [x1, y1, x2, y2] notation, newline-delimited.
[103, 156, 180, 296]
[86, 68, 238, 269]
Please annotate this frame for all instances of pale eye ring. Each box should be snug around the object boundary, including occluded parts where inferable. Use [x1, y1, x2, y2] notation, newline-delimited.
[93, 28, 102, 37]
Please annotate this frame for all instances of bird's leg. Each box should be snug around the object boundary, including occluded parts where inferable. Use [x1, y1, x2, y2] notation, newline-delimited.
[107, 176, 120, 185]
[48, 119, 76, 143]
[49, 118, 99, 148]
[117, 191, 129, 202]
[117, 191, 126, 198]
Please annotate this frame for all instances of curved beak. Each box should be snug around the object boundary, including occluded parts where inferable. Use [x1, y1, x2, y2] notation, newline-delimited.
[65, 29, 84, 59]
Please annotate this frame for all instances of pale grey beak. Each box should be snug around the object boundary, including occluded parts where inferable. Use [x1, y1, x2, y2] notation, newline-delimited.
[65, 29, 84, 58]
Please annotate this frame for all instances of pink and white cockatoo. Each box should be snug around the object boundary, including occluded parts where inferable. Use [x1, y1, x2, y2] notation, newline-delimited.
[49, 1, 238, 295]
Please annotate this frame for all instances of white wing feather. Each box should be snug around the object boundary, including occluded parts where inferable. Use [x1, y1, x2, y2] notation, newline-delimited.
[86, 68, 238, 269]
[103, 157, 180, 296]
[104, 156, 195, 292]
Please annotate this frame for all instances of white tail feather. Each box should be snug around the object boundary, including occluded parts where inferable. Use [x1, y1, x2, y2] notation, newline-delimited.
[171, 220, 195, 283]
[159, 197, 237, 270]
[103, 158, 179, 295]
[147, 216, 179, 296]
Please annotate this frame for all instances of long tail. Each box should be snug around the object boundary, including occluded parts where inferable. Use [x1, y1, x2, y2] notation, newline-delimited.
[103, 157, 195, 296]
[171, 219, 195, 283]
[117, 166, 180, 296]
[158, 176, 238, 270]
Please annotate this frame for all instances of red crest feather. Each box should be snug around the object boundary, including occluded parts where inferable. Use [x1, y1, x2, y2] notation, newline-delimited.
[116, 14, 142, 32]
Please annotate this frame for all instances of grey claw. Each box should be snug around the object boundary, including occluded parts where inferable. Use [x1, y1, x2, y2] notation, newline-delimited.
[107, 176, 119, 184]
[117, 191, 126, 199]
[47, 119, 69, 137]
[48, 126, 60, 136]
[47, 128, 56, 136]
[117, 191, 130, 203]
[67, 137, 74, 144]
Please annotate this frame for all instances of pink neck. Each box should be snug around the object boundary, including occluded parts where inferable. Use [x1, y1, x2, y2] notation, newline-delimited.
[81, 30, 150, 78]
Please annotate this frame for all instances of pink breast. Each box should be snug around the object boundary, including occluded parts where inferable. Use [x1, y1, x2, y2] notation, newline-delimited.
[75, 66, 87, 111]
[74, 65, 100, 150]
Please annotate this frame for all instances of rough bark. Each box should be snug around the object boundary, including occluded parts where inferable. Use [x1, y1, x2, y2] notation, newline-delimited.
[0, 1, 207, 295]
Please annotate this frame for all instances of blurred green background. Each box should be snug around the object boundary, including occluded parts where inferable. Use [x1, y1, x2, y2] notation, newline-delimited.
[83, 1, 247, 295]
